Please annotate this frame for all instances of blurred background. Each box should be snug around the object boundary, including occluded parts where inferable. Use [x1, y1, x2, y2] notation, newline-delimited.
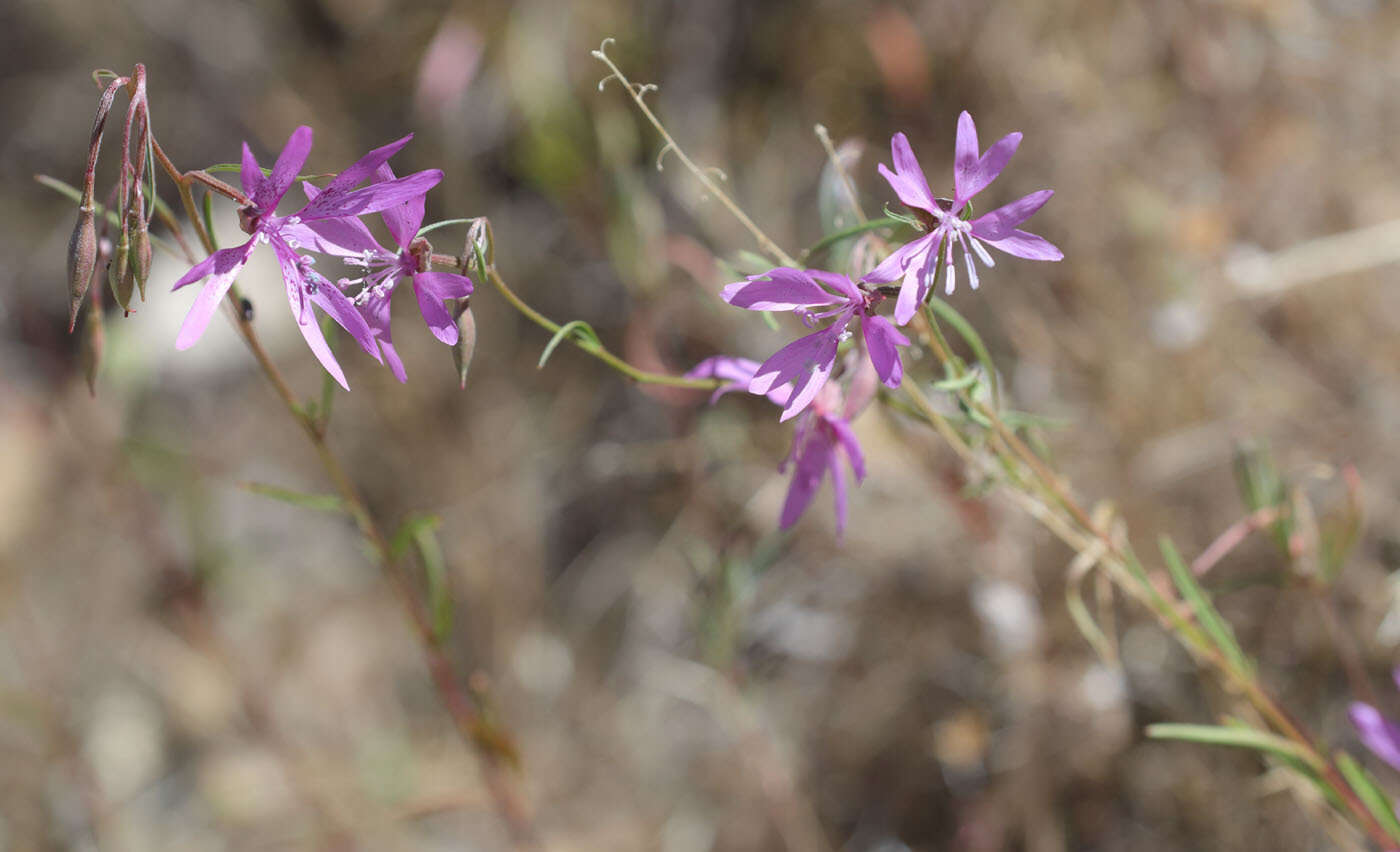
[5, 0, 1400, 848]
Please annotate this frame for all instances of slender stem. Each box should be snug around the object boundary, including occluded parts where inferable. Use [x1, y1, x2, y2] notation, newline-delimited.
[468, 259, 721, 390]
[150, 137, 541, 849]
[592, 41, 799, 268]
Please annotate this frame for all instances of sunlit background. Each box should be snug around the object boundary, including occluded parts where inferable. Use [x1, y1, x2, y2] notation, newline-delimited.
[5, 0, 1400, 848]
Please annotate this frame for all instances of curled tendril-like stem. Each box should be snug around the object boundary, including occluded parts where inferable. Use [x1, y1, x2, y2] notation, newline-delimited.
[655, 141, 675, 172]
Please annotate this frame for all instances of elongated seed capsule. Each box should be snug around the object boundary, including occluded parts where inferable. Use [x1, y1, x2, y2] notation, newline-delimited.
[66, 205, 97, 332]
[130, 209, 151, 301]
[109, 223, 132, 311]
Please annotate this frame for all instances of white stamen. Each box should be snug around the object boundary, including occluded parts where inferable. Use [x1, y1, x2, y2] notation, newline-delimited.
[945, 259, 957, 295]
[962, 241, 980, 291]
[969, 236, 995, 268]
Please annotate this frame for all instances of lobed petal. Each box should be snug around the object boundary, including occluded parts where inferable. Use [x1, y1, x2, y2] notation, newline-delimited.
[311, 277, 383, 362]
[173, 240, 257, 350]
[749, 328, 840, 422]
[240, 143, 264, 201]
[721, 267, 842, 311]
[861, 314, 910, 388]
[970, 189, 1053, 240]
[955, 110, 1022, 203]
[888, 132, 937, 211]
[863, 233, 932, 284]
[980, 228, 1063, 261]
[259, 126, 314, 213]
[375, 163, 427, 248]
[299, 169, 443, 221]
[828, 417, 866, 482]
[360, 293, 408, 382]
[893, 244, 936, 326]
[320, 135, 413, 199]
[412, 274, 460, 345]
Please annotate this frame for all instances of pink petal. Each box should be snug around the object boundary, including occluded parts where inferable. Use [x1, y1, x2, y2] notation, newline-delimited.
[259, 126, 313, 213]
[414, 270, 473, 299]
[779, 429, 832, 530]
[173, 240, 257, 350]
[970, 190, 1053, 240]
[953, 112, 982, 203]
[829, 417, 866, 482]
[412, 275, 460, 345]
[299, 170, 442, 221]
[375, 163, 427, 248]
[240, 143, 264, 201]
[321, 135, 413, 199]
[889, 132, 936, 211]
[311, 279, 382, 361]
[749, 328, 840, 422]
[1351, 702, 1400, 773]
[980, 228, 1063, 261]
[294, 303, 349, 391]
[863, 234, 932, 284]
[722, 268, 842, 311]
[361, 293, 408, 382]
[893, 246, 935, 326]
[861, 314, 909, 388]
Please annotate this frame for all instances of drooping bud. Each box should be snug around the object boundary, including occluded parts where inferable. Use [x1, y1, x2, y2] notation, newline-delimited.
[452, 302, 476, 389]
[109, 218, 133, 311]
[130, 216, 152, 301]
[66, 206, 97, 332]
[80, 304, 105, 396]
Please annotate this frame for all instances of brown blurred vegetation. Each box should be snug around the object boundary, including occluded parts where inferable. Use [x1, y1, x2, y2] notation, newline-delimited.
[4, 0, 1400, 849]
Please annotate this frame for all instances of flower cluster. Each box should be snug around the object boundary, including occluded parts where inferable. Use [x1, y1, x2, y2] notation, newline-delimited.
[173, 127, 472, 388]
[697, 112, 1059, 533]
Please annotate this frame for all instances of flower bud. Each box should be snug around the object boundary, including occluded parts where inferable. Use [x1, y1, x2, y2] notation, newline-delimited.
[81, 304, 105, 396]
[66, 205, 97, 332]
[108, 223, 133, 311]
[130, 215, 152, 301]
[452, 303, 476, 389]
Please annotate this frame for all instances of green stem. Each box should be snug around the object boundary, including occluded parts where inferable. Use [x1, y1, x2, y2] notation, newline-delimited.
[800, 216, 908, 263]
[480, 264, 721, 390]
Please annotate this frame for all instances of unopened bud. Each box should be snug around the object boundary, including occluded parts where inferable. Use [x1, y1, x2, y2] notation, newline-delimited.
[130, 215, 152, 301]
[109, 224, 132, 311]
[463, 217, 493, 272]
[81, 305, 105, 396]
[66, 206, 97, 332]
[452, 303, 476, 389]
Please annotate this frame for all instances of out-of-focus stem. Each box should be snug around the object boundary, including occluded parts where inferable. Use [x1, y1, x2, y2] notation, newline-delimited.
[593, 41, 799, 268]
[450, 253, 720, 391]
[151, 139, 541, 850]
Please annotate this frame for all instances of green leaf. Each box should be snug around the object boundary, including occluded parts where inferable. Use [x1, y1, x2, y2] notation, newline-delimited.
[1160, 536, 1252, 675]
[1336, 751, 1400, 842]
[926, 297, 1001, 411]
[1145, 723, 1313, 765]
[390, 514, 442, 561]
[239, 482, 345, 513]
[538, 320, 600, 368]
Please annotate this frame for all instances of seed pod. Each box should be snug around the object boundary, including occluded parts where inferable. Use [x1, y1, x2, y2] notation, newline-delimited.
[452, 303, 476, 389]
[81, 303, 105, 396]
[108, 223, 132, 311]
[66, 206, 97, 332]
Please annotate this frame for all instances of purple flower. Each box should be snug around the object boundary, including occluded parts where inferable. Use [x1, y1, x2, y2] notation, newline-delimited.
[779, 380, 867, 537]
[289, 164, 473, 382]
[721, 267, 909, 422]
[171, 126, 444, 388]
[1351, 668, 1400, 773]
[688, 353, 876, 537]
[865, 112, 1063, 325]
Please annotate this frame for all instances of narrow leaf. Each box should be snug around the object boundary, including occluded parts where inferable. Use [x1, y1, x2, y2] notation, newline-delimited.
[538, 320, 599, 368]
[1146, 723, 1313, 765]
[1336, 751, 1400, 842]
[413, 523, 452, 644]
[239, 482, 345, 513]
[1160, 536, 1252, 675]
